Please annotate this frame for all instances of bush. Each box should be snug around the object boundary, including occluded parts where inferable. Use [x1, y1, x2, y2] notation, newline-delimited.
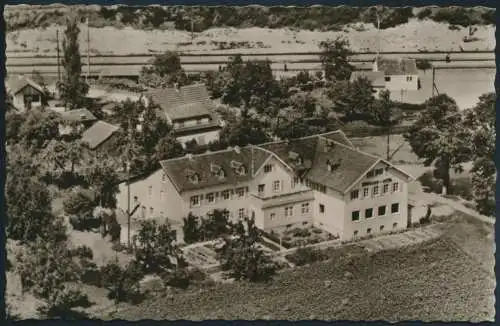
[417, 8, 433, 20]
[71, 245, 94, 260]
[416, 59, 432, 71]
[80, 260, 101, 287]
[289, 227, 312, 238]
[418, 171, 443, 194]
[161, 268, 192, 289]
[286, 246, 327, 266]
[100, 260, 144, 304]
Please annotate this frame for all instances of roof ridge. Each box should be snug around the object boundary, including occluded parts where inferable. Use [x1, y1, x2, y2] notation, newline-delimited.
[258, 134, 321, 147]
[160, 146, 244, 164]
[317, 135, 376, 159]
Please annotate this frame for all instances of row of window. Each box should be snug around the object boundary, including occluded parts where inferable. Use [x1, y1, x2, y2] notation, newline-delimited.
[350, 182, 400, 201]
[269, 203, 310, 220]
[190, 187, 249, 207]
[351, 203, 399, 221]
[383, 76, 413, 82]
[353, 222, 399, 237]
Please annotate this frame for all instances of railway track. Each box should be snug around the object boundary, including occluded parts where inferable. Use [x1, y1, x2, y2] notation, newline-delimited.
[6, 51, 495, 78]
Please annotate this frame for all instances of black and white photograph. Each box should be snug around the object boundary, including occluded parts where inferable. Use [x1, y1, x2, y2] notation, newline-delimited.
[3, 3, 496, 321]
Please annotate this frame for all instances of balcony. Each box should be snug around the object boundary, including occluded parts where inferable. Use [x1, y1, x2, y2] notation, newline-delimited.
[250, 190, 314, 210]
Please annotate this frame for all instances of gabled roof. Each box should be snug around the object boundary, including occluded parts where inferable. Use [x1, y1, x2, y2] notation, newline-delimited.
[5, 75, 45, 95]
[157, 130, 413, 195]
[81, 120, 120, 150]
[146, 83, 215, 121]
[57, 108, 97, 123]
[350, 71, 386, 88]
[376, 57, 418, 75]
[160, 146, 270, 193]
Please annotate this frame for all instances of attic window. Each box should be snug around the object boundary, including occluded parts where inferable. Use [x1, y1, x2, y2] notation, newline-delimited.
[185, 169, 200, 184]
[210, 163, 226, 180]
[80, 114, 86, 120]
[326, 159, 341, 172]
[289, 151, 303, 164]
[384, 76, 391, 82]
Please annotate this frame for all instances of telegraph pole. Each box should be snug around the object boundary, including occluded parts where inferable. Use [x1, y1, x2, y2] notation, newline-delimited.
[86, 17, 91, 82]
[126, 118, 132, 247]
[56, 29, 61, 83]
[432, 67, 437, 96]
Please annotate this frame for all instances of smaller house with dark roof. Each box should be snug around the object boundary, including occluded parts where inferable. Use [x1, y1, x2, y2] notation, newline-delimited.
[5, 75, 46, 112]
[81, 120, 121, 152]
[372, 56, 420, 92]
[144, 84, 222, 149]
[49, 108, 98, 136]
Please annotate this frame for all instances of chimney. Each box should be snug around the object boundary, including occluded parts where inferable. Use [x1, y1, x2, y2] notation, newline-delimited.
[326, 160, 332, 172]
[372, 57, 379, 72]
[174, 83, 180, 92]
[234, 146, 241, 154]
[186, 153, 193, 160]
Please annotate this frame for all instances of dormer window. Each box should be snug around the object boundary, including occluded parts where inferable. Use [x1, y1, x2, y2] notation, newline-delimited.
[185, 169, 200, 184]
[289, 151, 303, 165]
[230, 160, 246, 175]
[326, 159, 340, 172]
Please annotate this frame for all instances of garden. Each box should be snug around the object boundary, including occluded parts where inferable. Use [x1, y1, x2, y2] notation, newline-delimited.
[262, 222, 337, 250]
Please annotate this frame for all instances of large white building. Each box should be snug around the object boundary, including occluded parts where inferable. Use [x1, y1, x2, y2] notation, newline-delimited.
[116, 130, 414, 243]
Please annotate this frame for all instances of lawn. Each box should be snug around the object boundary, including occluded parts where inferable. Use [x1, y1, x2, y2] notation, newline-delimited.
[104, 215, 494, 321]
[350, 134, 421, 164]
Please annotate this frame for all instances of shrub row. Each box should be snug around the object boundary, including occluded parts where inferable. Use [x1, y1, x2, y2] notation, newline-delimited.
[5, 6, 495, 32]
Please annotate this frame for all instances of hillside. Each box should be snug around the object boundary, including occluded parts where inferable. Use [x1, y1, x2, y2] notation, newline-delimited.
[4, 5, 495, 32]
[6, 19, 495, 56]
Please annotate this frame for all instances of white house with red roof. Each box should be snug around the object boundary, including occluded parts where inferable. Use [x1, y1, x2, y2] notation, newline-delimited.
[115, 130, 414, 243]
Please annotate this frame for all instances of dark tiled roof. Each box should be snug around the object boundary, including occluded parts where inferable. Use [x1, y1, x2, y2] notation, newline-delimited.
[5, 75, 45, 94]
[81, 120, 120, 150]
[377, 57, 418, 75]
[160, 146, 270, 192]
[168, 102, 213, 121]
[174, 121, 222, 136]
[58, 108, 97, 123]
[350, 71, 386, 88]
[305, 137, 379, 193]
[146, 83, 214, 121]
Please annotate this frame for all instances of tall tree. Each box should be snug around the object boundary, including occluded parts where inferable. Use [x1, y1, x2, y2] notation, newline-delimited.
[6, 174, 54, 242]
[319, 36, 354, 81]
[216, 218, 276, 282]
[16, 232, 90, 317]
[329, 77, 376, 122]
[462, 92, 496, 215]
[371, 89, 402, 160]
[404, 94, 471, 195]
[139, 51, 189, 88]
[58, 17, 89, 110]
[133, 220, 185, 274]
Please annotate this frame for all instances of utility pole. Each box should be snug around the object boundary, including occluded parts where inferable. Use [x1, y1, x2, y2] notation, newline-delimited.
[126, 118, 132, 248]
[86, 16, 91, 82]
[431, 67, 438, 96]
[56, 29, 61, 83]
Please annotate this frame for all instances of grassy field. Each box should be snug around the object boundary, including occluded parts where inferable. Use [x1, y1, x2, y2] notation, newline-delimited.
[6, 19, 495, 55]
[104, 213, 494, 321]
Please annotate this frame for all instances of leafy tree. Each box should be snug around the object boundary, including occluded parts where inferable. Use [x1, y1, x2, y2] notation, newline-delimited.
[404, 94, 471, 195]
[462, 92, 496, 215]
[58, 16, 89, 110]
[139, 51, 189, 88]
[219, 57, 282, 110]
[329, 77, 375, 122]
[84, 158, 120, 209]
[6, 174, 54, 242]
[16, 236, 91, 318]
[63, 189, 97, 217]
[217, 218, 277, 282]
[99, 259, 143, 304]
[5, 111, 27, 144]
[199, 209, 231, 241]
[182, 213, 201, 244]
[416, 59, 432, 72]
[319, 36, 354, 81]
[18, 110, 61, 149]
[154, 136, 185, 162]
[133, 220, 184, 274]
[219, 109, 271, 147]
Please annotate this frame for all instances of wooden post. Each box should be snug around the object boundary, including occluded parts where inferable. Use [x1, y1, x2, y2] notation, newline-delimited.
[56, 29, 61, 83]
[87, 17, 90, 81]
[432, 67, 435, 97]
